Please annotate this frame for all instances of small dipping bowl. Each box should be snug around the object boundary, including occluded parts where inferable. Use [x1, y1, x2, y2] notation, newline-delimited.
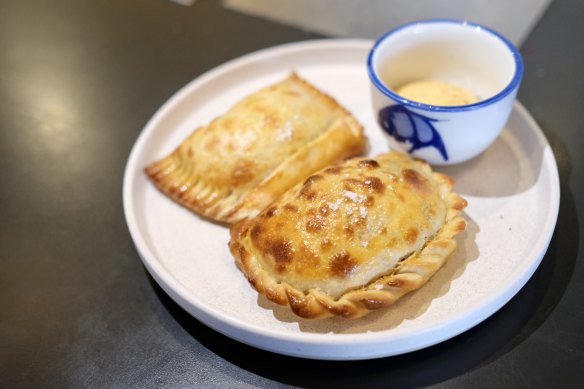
[368, 19, 523, 165]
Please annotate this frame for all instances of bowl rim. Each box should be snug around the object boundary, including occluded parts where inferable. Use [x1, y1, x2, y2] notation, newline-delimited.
[367, 18, 524, 112]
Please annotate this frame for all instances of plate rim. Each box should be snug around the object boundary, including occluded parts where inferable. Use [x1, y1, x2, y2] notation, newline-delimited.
[123, 39, 560, 360]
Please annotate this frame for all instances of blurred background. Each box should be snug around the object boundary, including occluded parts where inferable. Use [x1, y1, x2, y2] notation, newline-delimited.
[223, 0, 552, 45]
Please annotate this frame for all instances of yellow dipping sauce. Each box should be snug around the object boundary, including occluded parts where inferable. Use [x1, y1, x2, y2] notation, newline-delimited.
[396, 80, 479, 106]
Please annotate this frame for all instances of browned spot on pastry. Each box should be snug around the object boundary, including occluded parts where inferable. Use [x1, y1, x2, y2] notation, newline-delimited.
[402, 168, 429, 192]
[267, 239, 294, 271]
[365, 196, 375, 207]
[251, 224, 262, 240]
[237, 244, 248, 260]
[187, 147, 193, 158]
[247, 275, 258, 289]
[318, 203, 331, 215]
[304, 174, 323, 186]
[359, 159, 380, 169]
[320, 238, 333, 251]
[453, 197, 468, 210]
[324, 166, 343, 175]
[299, 176, 322, 200]
[360, 298, 387, 310]
[330, 304, 355, 318]
[404, 227, 419, 243]
[385, 278, 403, 288]
[188, 195, 202, 208]
[364, 177, 384, 193]
[265, 206, 278, 217]
[330, 251, 359, 277]
[228, 230, 248, 268]
[299, 185, 316, 201]
[283, 203, 299, 213]
[342, 178, 363, 187]
[143, 164, 158, 178]
[306, 215, 326, 232]
[456, 218, 467, 231]
[342, 177, 384, 194]
[167, 183, 179, 196]
[231, 160, 255, 186]
[286, 291, 320, 319]
[343, 225, 354, 238]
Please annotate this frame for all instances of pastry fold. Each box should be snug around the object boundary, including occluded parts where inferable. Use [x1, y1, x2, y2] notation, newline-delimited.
[229, 152, 467, 319]
[145, 73, 366, 223]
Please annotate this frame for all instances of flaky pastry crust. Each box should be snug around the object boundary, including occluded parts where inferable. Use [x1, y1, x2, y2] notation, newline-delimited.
[145, 73, 366, 224]
[229, 152, 467, 319]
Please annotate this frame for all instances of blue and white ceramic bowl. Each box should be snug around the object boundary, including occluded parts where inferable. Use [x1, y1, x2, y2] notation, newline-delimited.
[368, 19, 523, 165]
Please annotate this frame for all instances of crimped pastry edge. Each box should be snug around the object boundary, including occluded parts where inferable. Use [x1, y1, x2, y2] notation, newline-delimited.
[229, 156, 468, 319]
[144, 72, 366, 224]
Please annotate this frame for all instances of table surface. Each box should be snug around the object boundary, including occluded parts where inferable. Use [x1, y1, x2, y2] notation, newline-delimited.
[1, 0, 582, 387]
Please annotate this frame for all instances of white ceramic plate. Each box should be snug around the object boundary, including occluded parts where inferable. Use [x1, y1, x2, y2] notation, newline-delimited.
[123, 39, 560, 360]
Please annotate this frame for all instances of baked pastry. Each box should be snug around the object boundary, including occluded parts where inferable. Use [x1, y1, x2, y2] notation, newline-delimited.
[229, 152, 467, 319]
[145, 73, 366, 223]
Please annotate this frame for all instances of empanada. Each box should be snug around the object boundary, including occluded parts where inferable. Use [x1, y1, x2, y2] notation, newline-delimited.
[145, 73, 366, 223]
[229, 152, 467, 319]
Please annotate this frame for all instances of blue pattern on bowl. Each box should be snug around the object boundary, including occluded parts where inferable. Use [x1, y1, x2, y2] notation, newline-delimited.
[378, 105, 449, 161]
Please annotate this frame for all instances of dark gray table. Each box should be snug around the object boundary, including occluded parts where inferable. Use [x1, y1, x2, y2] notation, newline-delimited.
[1, 0, 582, 387]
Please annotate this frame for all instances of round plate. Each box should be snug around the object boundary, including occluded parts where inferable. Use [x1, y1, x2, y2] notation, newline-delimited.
[123, 39, 560, 360]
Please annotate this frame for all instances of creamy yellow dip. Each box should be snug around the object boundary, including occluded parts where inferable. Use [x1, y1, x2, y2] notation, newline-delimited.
[396, 79, 479, 106]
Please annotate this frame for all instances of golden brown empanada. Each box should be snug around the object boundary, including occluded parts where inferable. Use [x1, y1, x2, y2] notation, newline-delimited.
[229, 152, 467, 319]
[145, 73, 366, 223]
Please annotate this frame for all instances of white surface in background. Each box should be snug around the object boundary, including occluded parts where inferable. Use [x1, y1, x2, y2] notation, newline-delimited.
[223, 0, 552, 45]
